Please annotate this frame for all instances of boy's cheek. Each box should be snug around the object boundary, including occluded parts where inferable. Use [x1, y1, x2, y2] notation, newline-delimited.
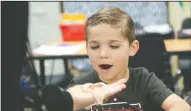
[88, 57, 98, 66]
[114, 54, 129, 61]
[88, 52, 99, 60]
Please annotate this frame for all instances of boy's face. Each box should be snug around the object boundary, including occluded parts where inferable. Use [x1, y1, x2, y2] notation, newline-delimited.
[86, 24, 139, 83]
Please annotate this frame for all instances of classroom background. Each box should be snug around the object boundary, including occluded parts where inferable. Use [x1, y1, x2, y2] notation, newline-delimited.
[18, 1, 191, 109]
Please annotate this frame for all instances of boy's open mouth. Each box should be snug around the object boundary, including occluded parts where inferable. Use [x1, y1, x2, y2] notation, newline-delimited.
[99, 64, 113, 70]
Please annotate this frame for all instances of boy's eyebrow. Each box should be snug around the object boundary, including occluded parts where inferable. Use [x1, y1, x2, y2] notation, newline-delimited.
[88, 40, 123, 43]
[110, 40, 123, 43]
[88, 40, 98, 44]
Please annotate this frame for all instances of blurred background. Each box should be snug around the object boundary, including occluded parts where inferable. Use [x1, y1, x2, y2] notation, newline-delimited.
[4, 1, 191, 110]
[28, 1, 190, 78]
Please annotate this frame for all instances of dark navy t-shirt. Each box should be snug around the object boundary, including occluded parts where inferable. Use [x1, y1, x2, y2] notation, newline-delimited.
[70, 67, 173, 111]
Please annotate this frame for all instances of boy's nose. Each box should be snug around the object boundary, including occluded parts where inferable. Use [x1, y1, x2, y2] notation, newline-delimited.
[100, 47, 110, 59]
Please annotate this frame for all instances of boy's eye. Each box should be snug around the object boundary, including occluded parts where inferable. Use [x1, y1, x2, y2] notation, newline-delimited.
[110, 45, 120, 49]
[90, 46, 99, 50]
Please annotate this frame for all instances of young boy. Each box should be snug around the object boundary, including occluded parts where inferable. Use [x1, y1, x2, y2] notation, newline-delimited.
[70, 7, 190, 111]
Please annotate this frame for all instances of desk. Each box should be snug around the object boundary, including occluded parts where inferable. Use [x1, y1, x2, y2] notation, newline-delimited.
[29, 42, 88, 85]
[29, 39, 191, 85]
[164, 38, 191, 55]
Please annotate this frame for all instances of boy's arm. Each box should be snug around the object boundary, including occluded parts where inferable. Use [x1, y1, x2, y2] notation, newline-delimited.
[144, 70, 190, 111]
[161, 94, 191, 111]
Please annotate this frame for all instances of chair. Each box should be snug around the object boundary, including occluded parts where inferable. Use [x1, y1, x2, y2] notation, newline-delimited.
[178, 18, 191, 39]
[174, 18, 191, 97]
[143, 24, 175, 39]
[129, 33, 174, 91]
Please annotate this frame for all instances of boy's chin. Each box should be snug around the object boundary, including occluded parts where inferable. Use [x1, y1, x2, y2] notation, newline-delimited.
[98, 74, 117, 83]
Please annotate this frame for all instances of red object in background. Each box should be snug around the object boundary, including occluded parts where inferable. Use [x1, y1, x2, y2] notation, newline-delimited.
[60, 23, 85, 42]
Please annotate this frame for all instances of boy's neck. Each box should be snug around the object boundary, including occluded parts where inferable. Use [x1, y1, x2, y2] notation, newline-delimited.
[99, 68, 130, 84]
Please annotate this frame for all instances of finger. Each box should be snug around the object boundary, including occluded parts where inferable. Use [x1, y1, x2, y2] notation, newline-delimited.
[84, 83, 94, 86]
[83, 83, 94, 88]
[106, 84, 126, 98]
[82, 83, 94, 90]
[93, 82, 105, 88]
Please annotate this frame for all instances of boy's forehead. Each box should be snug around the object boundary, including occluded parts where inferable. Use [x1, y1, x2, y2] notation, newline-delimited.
[88, 24, 121, 33]
[88, 39, 123, 43]
[87, 24, 123, 38]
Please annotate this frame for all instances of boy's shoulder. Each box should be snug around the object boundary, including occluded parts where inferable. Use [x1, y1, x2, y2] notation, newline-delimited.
[129, 67, 152, 77]
[129, 67, 149, 75]
[129, 67, 156, 81]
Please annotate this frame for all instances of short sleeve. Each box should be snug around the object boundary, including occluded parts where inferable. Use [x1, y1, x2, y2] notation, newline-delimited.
[146, 72, 173, 106]
[39, 85, 73, 111]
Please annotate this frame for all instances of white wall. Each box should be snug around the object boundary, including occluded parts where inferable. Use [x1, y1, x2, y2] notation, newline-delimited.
[28, 2, 61, 49]
[28, 2, 65, 78]
[168, 2, 191, 34]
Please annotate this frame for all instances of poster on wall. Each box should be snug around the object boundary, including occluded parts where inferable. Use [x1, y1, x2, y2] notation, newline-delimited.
[63, 2, 168, 27]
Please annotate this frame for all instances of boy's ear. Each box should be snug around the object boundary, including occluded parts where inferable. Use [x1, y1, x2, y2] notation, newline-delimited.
[128, 40, 139, 56]
[86, 42, 89, 52]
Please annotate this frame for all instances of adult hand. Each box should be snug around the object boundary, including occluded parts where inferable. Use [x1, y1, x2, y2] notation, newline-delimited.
[67, 79, 127, 111]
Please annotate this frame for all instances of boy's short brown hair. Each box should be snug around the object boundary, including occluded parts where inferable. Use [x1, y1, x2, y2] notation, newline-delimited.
[85, 7, 135, 44]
